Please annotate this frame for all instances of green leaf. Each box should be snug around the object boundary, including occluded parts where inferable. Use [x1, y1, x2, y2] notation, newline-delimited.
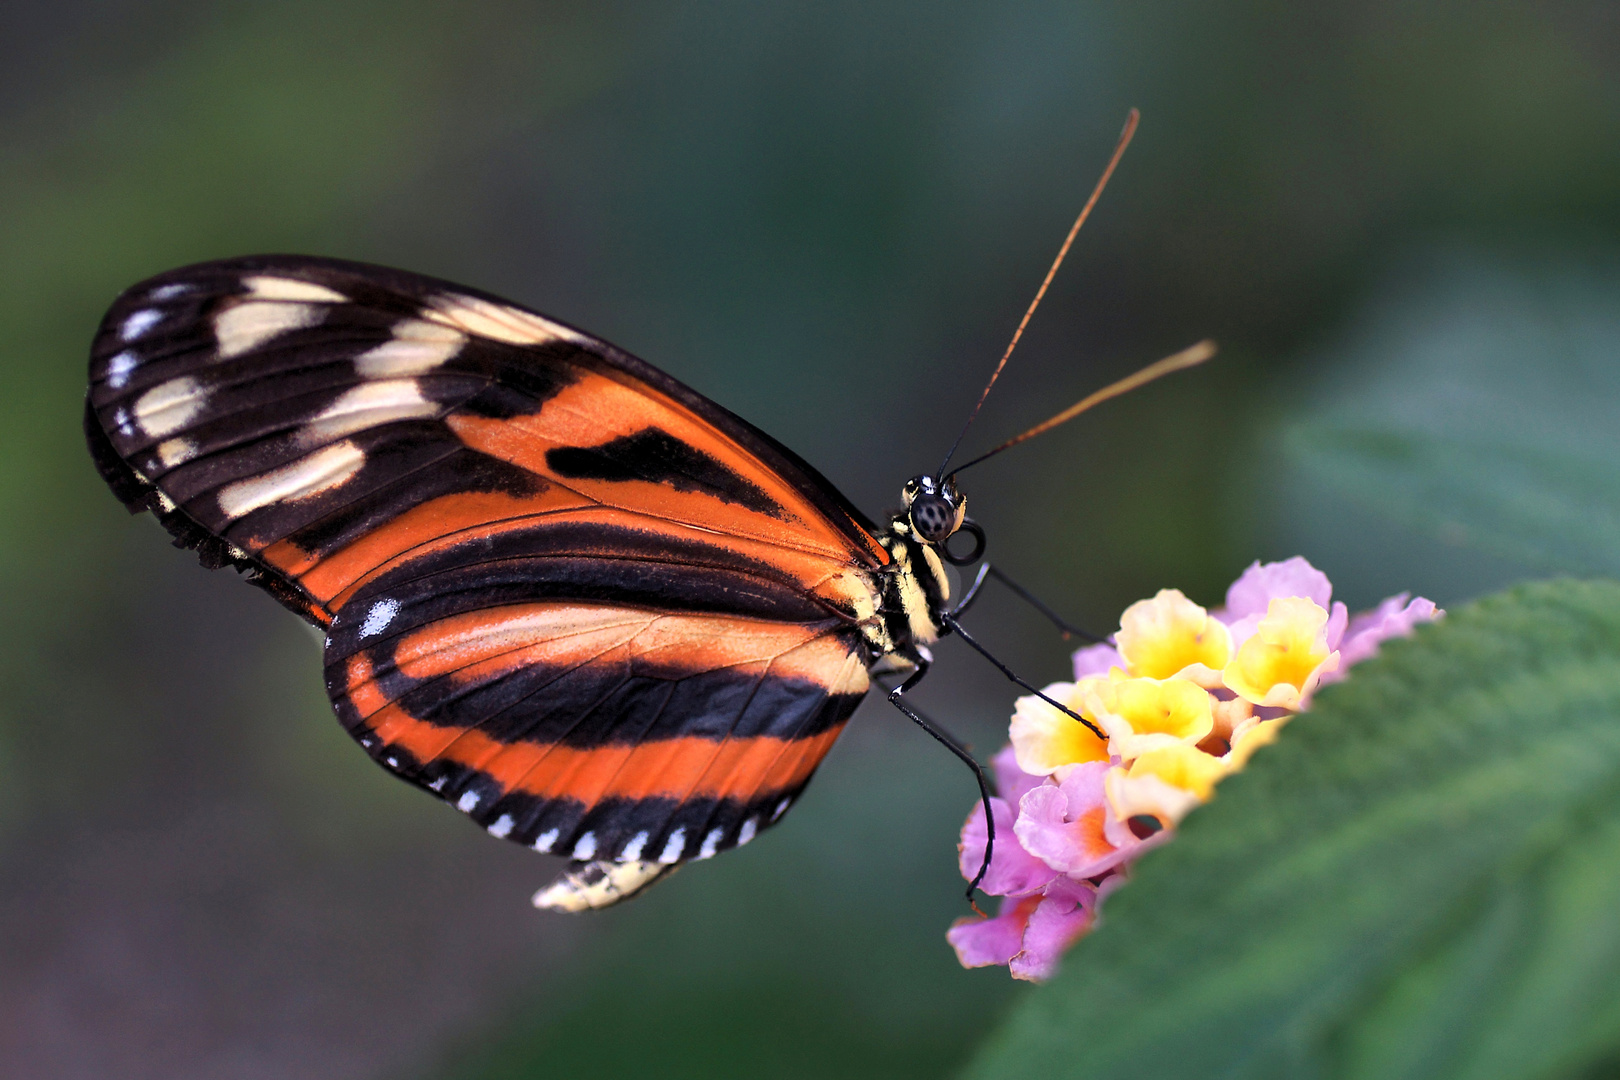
[1283, 258, 1620, 577]
[967, 579, 1620, 1080]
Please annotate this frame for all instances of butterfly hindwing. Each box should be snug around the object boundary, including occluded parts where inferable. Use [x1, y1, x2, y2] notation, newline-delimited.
[85, 255, 889, 872]
[328, 594, 869, 863]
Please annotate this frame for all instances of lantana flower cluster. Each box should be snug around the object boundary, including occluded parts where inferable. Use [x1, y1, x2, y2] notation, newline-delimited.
[947, 557, 1438, 981]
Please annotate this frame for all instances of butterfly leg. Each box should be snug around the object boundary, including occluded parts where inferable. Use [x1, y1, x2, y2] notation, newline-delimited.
[942, 613, 1107, 741]
[951, 563, 1107, 643]
[883, 660, 997, 902]
[952, 563, 995, 616]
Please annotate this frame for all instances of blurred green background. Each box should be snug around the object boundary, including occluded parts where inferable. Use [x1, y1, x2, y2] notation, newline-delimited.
[3, 2, 1617, 1077]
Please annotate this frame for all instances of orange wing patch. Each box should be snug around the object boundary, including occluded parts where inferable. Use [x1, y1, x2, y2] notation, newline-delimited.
[330, 600, 869, 862]
[446, 372, 858, 556]
[262, 489, 876, 620]
[372, 603, 868, 689]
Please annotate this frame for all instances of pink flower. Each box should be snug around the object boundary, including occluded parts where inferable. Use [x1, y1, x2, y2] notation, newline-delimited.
[946, 878, 1099, 981]
[1073, 641, 1125, 679]
[1225, 557, 1333, 618]
[1324, 593, 1441, 680]
[991, 743, 1047, 808]
[1007, 878, 1098, 981]
[947, 894, 1042, 969]
[1014, 762, 1162, 877]
[957, 793, 1059, 899]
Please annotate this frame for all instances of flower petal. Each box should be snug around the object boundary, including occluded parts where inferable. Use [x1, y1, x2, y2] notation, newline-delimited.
[1325, 600, 1349, 651]
[1210, 695, 1255, 741]
[1337, 594, 1442, 670]
[1073, 641, 1126, 678]
[1226, 715, 1288, 769]
[1116, 589, 1232, 680]
[1105, 765, 1206, 827]
[1010, 682, 1109, 775]
[1126, 742, 1230, 800]
[1013, 762, 1144, 878]
[1225, 556, 1332, 619]
[1008, 878, 1097, 982]
[990, 743, 1046, 806]
[959, 796, 1060, 897]
[1222, 596, 1339, 708]
[1082, 674, 1215, 759]
[948, 894, 1042, 968]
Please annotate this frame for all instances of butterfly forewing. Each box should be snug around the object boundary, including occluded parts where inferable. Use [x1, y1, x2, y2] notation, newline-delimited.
[86, 255, 889, 873]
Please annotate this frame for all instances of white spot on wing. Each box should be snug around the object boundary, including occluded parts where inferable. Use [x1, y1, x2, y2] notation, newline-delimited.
[243, 275, 347, 303]
[133, 376, 205, 438]
[113, 407, 134, 436]
[214, 301, 323, 359]
[155, 437, 196, 469]
[385, 756, 400, 768]
[621, 831, 650, 861]
[771, 797, 792, 822]
[301, 380, 439, 445]
[457, 791, 480, 812]
[216, 441, 366, 519]
[121, 309, 163, 340]
[698, 828, 724, 860]
[359, 598, 399, 639]
[658, 828, 686, 864]
[533, 828, 559, 853]
[150, 283, 192, 300]
[355, 318, 465, 377]
[428, 776, 447, 792]
[488, 814, 515, 839]
[105, 350, 139, 389]
[423, 292, 588, 346]
[572, 832, 598, 860]
[737, 818, 758, 846]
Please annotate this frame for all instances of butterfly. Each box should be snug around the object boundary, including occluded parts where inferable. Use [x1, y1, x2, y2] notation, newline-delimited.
[83, 111, 1211, 911]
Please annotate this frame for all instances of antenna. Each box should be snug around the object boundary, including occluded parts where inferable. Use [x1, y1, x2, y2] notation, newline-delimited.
[936, 108, 1140, 478]
[946, 339, 1216, 478]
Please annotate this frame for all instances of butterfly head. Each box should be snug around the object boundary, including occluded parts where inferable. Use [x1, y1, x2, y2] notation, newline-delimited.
[901, 475, 963, 542]
[900, 475, 984, 565]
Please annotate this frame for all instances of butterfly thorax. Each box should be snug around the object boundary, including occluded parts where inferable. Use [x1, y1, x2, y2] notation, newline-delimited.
[857, 474, 970, 671]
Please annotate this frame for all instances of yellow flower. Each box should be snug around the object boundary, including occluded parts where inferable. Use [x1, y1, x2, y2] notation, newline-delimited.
[1082, 673, 1214, 760]
[1222, 596, 1341, 708]
[1127, 742, 1229, 800]
[1210, 696, 1254, 741]
[1226, 715, 1289, 769]
[1115, 589, 1231, 684]
[1105, 767, 1199, 827]
[1009, 681, 1109, 776]
[1103, 742, 1227, 826]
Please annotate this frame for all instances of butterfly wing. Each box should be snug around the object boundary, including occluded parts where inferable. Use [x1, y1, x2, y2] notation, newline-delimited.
[86, 255, 886, 875]
[329, 596, 868, 865]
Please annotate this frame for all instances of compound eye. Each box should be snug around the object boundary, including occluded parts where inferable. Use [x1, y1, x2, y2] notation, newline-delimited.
[910, 494, 956, 543]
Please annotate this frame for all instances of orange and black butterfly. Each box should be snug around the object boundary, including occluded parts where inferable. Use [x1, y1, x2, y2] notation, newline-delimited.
[83, 113, 1210, 911]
